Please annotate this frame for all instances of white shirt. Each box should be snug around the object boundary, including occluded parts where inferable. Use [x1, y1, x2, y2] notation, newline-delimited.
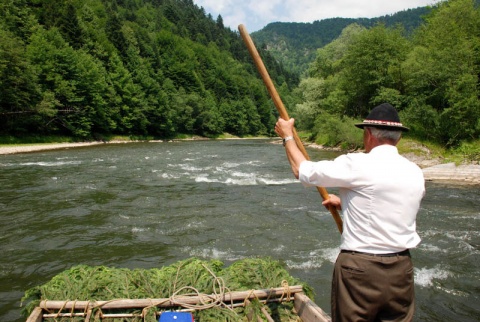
[299, 145, 425, 254]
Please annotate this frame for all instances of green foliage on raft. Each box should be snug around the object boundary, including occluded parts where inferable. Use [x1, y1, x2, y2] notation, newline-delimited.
[21, 257, 314, 321]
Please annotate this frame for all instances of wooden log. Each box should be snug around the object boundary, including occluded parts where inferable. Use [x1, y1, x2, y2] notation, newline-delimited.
[245, 299, 263, 322]
[261, 306, 274, 322]
[43, 313, 91, 318]
[85, 309, 92, 321]
[230, 296, 294, 308]
[244, 299, 254, 322]
[294, 293, 331, 322]
[38, 285, 304, 311]
[25, 307, 43, 322]
[43, 313, 141, 318]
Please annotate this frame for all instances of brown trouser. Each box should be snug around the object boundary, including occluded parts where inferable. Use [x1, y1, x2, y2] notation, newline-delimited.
[331, 250, 414, 322]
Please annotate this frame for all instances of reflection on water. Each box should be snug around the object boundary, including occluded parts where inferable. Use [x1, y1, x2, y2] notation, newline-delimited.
[0, 140, 479, 321]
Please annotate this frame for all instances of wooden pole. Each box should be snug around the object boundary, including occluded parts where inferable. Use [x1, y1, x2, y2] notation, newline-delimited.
[238, 24, 343, 234]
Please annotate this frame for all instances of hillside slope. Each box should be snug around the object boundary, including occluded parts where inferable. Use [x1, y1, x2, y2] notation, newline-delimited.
[251, 7, 432, 74]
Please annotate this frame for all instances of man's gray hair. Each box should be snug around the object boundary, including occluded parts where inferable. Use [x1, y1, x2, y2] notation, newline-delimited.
[367, 127, 401, 143]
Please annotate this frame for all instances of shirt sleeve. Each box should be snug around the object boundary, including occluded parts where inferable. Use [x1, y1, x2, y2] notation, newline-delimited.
[299, 154, 359, 188]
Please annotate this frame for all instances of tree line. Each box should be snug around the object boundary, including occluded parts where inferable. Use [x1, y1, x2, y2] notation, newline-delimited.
[0, 0, 478, 153]
[294, 0, 479, 149]
[0, 0, 298, 140]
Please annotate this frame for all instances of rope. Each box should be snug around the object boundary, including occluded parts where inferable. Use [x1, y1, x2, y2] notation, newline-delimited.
[279, 279, 291, 302]
[138, 262, 237, 315]
[54, 299, 67, 319]
[242, 289, 256, 307]
[69, 300, 76, 319]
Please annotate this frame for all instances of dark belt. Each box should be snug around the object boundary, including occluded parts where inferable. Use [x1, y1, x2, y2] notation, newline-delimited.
[341, 249, 410, 257]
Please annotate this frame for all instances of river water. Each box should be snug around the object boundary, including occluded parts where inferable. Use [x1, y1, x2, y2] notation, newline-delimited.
[0, 139, 478, 321]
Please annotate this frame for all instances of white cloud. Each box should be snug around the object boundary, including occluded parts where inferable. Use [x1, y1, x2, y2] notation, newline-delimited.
[193, 0, 440, 32]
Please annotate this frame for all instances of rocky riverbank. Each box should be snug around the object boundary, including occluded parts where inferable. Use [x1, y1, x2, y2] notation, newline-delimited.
[0, 142, 106, 154]
[1, 141, 479, 185]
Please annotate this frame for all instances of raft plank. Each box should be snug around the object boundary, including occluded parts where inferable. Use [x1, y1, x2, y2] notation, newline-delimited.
[294, 293, 331, 322]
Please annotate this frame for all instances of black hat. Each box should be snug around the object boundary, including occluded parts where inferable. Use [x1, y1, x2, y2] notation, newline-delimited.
[355, 103, 409, 132]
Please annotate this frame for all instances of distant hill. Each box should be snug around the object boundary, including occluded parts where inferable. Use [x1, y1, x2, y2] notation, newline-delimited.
[251, 7, 432, 75]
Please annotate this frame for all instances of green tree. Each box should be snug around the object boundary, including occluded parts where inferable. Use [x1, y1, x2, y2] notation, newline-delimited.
[310, 24, 365, 79]
[104, 52, 147, 135]
[145, 77, 177, 137]
[58, 2, 83, 48]
[26, 26, 111, 137]
[339, 24, 410, 117]
[26, 27, 81, 134]
[197, 91, 225, 136]
[403, 0, 480, 145]
[105, 7, 128, 57]
[296, 24, 362, 133]
[0, 27, 40, 133]
[0, 0, 38, 40]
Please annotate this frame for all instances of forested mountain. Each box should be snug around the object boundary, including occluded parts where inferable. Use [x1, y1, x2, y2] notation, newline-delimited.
[0, 0, 298, 139]
[251, 7, 432, 75]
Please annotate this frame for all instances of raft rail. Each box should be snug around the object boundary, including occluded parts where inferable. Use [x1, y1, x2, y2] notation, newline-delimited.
[26, 285, 331, 322]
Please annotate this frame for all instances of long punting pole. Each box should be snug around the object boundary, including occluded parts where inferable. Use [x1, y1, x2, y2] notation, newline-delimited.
[238, 24, 343, 234]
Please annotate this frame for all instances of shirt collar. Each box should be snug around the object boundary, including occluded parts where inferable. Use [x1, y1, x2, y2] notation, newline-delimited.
[369, 144, 398, 154]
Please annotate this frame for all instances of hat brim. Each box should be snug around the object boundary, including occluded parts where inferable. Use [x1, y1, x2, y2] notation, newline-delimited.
[355, 122, 409, 132]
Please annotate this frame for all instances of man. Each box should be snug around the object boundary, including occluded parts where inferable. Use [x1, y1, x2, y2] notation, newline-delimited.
[275, 103, 425, 322]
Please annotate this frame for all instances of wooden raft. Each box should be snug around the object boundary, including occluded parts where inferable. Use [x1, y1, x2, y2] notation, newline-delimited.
[26, 285, 331, 322]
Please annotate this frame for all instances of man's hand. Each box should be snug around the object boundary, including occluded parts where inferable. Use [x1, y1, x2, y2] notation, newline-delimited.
[322, 194, 342, 211]
[274, 117, 306, 179]
[275, 118, 295, 138]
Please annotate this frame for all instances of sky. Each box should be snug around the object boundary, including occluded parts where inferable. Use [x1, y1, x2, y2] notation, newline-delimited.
[193, 0, 440, 33]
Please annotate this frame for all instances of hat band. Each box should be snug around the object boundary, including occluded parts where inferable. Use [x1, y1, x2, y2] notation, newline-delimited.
[363, 119, 404, 127]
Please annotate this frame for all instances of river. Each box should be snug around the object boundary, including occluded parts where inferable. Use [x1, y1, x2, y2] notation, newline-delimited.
[0, 139, 478, 321]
